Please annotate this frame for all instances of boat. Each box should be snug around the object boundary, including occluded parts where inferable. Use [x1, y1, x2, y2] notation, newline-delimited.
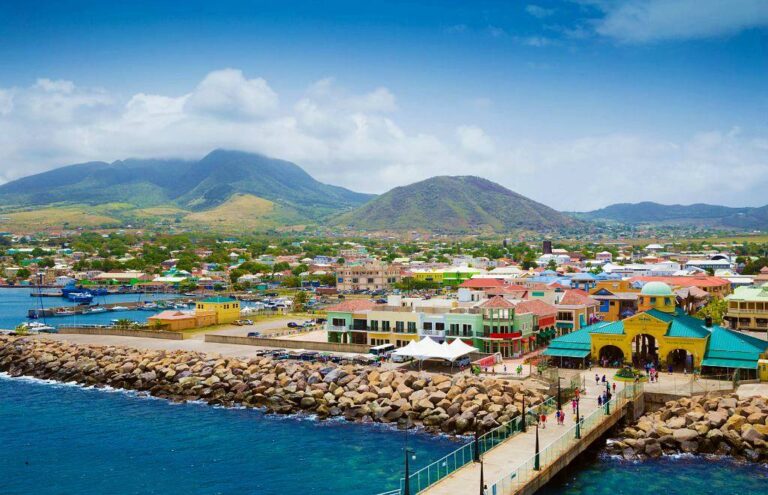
[110, 305, 129, 311]
[55, 309, 75, 316]
[67, 292, 94, 304]
[139, 302, 158, 311]
[86, 307, 107, 314]
[21, 322, 57, 333]
[90, 288, 109, 296]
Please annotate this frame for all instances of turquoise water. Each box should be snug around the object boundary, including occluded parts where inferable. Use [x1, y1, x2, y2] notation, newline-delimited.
[0, 376, 461, 495]
[540, 451, 768, 495]
[0, 287, 182, 329]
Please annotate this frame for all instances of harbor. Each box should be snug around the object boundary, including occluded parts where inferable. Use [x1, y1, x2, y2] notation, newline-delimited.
[27, 299, 195, 319]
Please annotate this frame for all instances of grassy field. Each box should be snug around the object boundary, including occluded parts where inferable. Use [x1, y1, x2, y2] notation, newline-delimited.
[183, 194, 307, 231]
[0, 206, 120, 230]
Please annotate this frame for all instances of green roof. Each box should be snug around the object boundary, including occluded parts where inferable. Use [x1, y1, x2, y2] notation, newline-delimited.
[201, 296, 238, 303]
[645, 309, 710, 338]
[703, 326, 768, 370]
[542, 348, 590, 358]
[586, 320, 625, 334]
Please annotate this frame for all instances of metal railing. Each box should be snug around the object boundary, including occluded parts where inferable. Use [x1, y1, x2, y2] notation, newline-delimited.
[489, 384, 642, 495]
[385, 396, 558, 495]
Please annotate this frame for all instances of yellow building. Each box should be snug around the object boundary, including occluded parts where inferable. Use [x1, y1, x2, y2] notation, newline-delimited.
[148, 310, 217, 331]
[411, 269, 445, 284]
[545, 282, 768, 378]
[195, 296, 240, 324]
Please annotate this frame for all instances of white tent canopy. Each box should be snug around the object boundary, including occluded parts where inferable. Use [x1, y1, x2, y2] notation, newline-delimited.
[393, 337, 478, 362]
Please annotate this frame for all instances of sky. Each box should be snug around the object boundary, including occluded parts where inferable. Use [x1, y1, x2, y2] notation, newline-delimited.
[0, 0, 766, 211]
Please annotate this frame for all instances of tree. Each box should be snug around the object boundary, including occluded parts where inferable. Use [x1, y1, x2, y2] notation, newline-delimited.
[695, 298, 727, 325]
[282, 275, 301, 288]
[293, 290, 308, 312]
[291, 263, 309, 276]
[546, 259, 557, 271]
[16, 268, 31, 280]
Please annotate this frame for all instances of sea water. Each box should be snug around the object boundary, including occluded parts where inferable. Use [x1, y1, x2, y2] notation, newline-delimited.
[0, 376, 461, 495]
[1, 376, 766, 495]
[0, 287, 181, 329]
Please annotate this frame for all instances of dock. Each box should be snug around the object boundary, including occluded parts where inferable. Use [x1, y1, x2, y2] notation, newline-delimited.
[27, 300, 191, 319]
[383, 372, 644, 495]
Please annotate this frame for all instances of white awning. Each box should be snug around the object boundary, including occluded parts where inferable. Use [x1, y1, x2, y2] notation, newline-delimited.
[393, 337, 477, 361]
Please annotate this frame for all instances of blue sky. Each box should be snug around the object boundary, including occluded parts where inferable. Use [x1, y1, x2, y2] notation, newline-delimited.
[0, 0, 766, 210]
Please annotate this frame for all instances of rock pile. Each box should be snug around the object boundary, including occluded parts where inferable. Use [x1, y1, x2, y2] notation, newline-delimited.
[607, 394, 768, 463]
[0, 336, 546, 435]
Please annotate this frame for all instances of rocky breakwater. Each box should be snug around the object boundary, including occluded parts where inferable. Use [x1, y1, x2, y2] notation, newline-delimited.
[607, 394, 768, 463]
[0, 336, 546, 435]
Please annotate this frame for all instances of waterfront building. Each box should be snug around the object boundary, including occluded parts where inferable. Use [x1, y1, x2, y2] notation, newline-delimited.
[724, 284, 768, 332]
[195, 296, 240, 324]
[148, 310, 217, 331]
[336, 262, 401, 292]
[544, 282, 768, 378]
[325, 295, 537, 357]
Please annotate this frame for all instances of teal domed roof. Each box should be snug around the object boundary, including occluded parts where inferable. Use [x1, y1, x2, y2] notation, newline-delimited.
[640, 281, 673, 296]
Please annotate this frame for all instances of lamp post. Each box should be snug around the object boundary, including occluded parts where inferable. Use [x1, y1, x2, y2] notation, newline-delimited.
[404, 413, 414, 495]
[557, 376, 563, 411]
[521, 393, 526, 433]
[534, 419, 541, 471]
[605, 380, 611, 415]
[575, 397, 581, 439]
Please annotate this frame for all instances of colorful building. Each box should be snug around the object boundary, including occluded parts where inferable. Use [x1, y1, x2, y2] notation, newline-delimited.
[148, 310, 217, 331]
[195, 296, 240, 324]
[554, 289, 599, 335]
[544, 282, 768, 379]
[326, 296, 538, 357]
[629, 276, 731, 299]
[724, 283, 768, 332]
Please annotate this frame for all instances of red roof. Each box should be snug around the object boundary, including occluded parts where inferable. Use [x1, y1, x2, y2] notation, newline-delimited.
[325, 300, 379, 312]
[459, 278, 505, 289]
[479, 295, 515, 309]
[559, 289, 599, 306]
[628, 276, 730, 288]
[514, 299, 557, 317]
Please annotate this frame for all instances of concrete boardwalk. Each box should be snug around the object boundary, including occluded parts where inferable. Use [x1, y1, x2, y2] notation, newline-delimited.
[421, 370, 624, 495]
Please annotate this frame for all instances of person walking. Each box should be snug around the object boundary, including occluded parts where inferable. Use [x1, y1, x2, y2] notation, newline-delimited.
[595, 373, 599, 385]
[612, 382, 616, 394]
[554, 409, 560, 425]
[571, 399, 577, 414]
[597, 395, 603, 407]
[540, 412, 547, 429]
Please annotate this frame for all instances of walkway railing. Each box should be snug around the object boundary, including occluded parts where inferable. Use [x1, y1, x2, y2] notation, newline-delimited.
[489, 383, 643, 495]
[386, 396, 558, 495]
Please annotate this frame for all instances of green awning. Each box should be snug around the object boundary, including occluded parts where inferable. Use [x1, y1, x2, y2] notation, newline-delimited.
[701, 358, 757, 370]
[542, 348, 589, 358]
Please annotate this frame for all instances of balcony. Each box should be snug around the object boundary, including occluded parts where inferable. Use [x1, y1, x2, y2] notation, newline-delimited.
[421, 328, 445, 337]
[326, 325, 349, 332]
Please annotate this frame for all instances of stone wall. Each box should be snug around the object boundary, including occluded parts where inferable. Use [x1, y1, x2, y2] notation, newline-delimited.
[204, 334, 370, 353]
[607, 393, 768, 462]
[0, 336, 547, 435]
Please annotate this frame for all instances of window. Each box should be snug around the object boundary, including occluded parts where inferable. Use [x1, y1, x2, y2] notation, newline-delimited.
[449, 323, 459, 334]
[423, 322, 433, 330]
[368, 278, 374, 283]
[370, 320, 379, 331]
[395, 321, 404, 332]
[407, 322, 416, 333]
[382, 321, 390, 331]
[435, 322, 445, 330]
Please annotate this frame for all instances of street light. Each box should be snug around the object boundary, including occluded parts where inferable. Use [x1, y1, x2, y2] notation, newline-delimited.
[521, 393, 526, 433]
[534, 419, 541, 471]
[557, 376, 564, 411]
[575, 397, 581, 439]
[605, 380, 611, 415]
[403, 413, 415, 495]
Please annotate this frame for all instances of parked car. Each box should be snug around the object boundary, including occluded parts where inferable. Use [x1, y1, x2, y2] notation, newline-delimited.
[233, 320, 253, 326]
[287, 322, 299, 328]
[392, 354, 413, 364]
[247, 332, 261, 338]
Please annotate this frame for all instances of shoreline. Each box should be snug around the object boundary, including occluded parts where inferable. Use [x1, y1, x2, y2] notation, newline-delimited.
[0, 336, 546, 436]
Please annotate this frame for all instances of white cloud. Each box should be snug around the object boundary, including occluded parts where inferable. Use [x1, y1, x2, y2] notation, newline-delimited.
[592, 0, 768, 43]
[185, 68, 278, 119]
[526, 5, 555, 18]
[0, 70, 766, 211]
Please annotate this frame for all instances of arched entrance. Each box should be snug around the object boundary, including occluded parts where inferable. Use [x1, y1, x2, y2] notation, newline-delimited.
[632, 333, 659, 367]
[666, 348, 693, 372]
[598, 345, 625, 367]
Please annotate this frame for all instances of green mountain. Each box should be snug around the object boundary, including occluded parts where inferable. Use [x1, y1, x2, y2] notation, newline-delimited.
[575, 201, 768, 230]
[0, 150, 374, 227]
[333, 176, 581, 233]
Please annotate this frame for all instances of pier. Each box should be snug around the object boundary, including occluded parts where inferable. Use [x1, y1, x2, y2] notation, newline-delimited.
[27, 300, 192, 319]
[384, 372, 644, 495]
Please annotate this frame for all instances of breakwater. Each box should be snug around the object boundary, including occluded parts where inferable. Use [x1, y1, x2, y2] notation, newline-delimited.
[607, 393, 768, 463]
[0, 336, 546, 434]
